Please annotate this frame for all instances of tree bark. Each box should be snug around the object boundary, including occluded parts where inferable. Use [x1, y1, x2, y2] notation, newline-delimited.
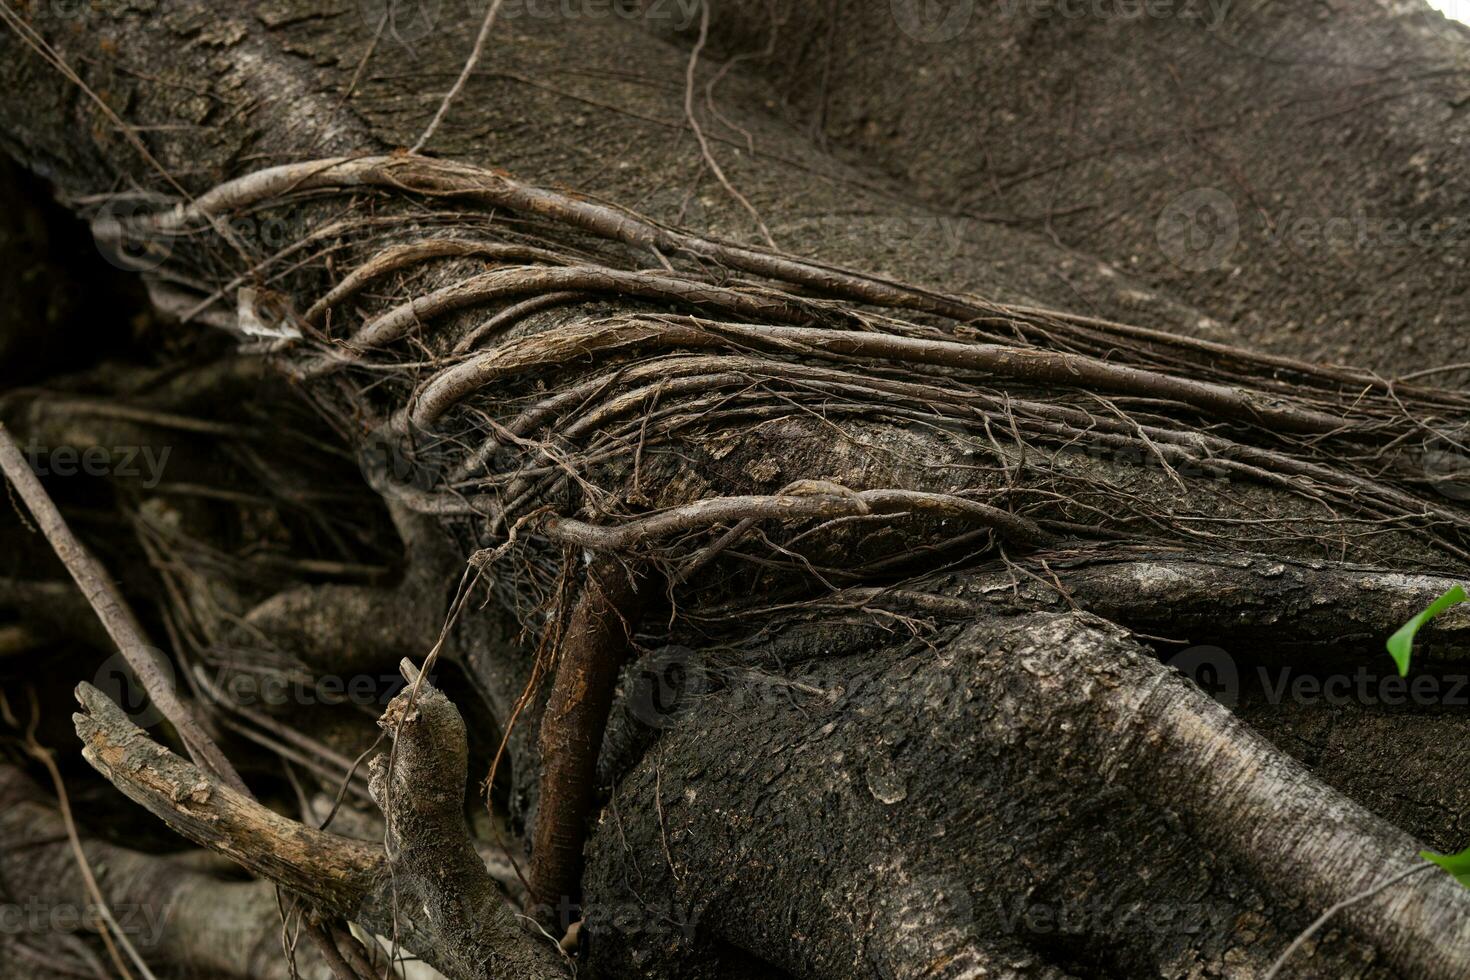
[0, 2, 1468, 978]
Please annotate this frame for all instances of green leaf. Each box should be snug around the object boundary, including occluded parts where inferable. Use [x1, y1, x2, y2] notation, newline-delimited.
[1422, 846, 1470, 888]
[1386, 585, 1467, 677]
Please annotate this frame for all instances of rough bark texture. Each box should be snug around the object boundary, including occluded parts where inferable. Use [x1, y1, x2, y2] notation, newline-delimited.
[0, 764, 317, 980]
[0, 2, 1467, 979]
[587, 611, 1470, 978]
[643, 0, 1470, 370]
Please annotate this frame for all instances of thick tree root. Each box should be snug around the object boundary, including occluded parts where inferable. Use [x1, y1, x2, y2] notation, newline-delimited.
[585, 611, 1470, 979]
[529, 558, 647, 914]
[878, 552, 1470, 651]
[2, 6, 1468, 977]
[370, 659, 570, 979]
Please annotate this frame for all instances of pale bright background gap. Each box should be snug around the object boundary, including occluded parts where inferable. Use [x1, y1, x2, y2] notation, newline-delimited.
[1426, 0, 1470, 25]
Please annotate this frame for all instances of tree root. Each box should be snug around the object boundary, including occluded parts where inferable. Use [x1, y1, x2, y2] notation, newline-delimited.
[937, 551, 1470, 651]
[301, 240, 568, 326]
[371, 660, 570, 979]
[71, 670, 569, 980]
[585, 611, 1470, 979]
[3, 19, 1469, 977]
[72, 683, 384, 913]
[529, 558, 647, 915]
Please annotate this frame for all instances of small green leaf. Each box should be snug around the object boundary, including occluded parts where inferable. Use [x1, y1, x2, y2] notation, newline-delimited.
[1387, 585, 1467, 677]
[1422, 846, 1470, 888]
